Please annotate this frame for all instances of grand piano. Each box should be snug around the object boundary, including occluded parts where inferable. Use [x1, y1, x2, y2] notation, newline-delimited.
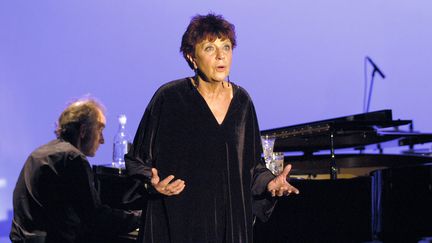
[94, 109, 432, 243]
[254, 109, 432, 242]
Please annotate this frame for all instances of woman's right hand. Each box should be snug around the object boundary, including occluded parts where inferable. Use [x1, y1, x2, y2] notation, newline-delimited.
[150, 168, 186, 196]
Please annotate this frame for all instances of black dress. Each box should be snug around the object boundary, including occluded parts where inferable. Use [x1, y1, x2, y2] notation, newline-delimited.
[125, 78, 275, 243]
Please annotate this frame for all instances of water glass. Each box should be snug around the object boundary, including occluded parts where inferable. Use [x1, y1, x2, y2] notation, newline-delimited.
[270, 152, 285, 176]
[261, 135, 276, 164]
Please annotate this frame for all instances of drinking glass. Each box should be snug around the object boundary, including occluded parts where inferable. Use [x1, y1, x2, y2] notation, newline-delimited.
[271, 152, 284, 176]
[261, 135, 275, 164]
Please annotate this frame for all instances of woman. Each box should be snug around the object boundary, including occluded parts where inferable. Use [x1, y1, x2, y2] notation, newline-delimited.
[125, 13, 299, 243]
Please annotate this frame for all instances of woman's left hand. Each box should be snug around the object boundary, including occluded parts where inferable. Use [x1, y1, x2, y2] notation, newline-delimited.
[267, 164, 300, 197]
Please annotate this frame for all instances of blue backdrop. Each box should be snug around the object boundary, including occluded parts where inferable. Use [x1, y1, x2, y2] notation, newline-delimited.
[1, 1, 431, 240]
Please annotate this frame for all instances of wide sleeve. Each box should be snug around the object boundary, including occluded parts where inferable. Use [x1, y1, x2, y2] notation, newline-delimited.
[125, 90, 164, 197]
[248, 102, 277, 222]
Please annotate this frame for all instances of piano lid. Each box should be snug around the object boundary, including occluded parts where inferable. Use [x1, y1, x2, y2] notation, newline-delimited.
[261, 109, 413, 152]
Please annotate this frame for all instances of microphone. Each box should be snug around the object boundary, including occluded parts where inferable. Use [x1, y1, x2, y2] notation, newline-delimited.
[366, 56, 386, 79]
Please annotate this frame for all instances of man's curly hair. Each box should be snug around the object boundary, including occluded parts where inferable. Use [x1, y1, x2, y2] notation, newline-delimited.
[55, 97, 105, 144]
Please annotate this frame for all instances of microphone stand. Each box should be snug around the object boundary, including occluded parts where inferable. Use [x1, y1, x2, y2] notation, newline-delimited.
[363, 56, 385, 113]
[365, 69, 378, 113]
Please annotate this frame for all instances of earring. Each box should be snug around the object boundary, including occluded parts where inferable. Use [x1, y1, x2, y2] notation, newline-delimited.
[227, 75, 231, 87]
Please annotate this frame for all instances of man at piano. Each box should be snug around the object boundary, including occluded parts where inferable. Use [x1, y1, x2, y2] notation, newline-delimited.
[10, 98, 140, 243]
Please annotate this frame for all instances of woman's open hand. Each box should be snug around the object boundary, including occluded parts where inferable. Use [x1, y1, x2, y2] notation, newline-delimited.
[150, 168, 186, 196]
[267, 164, 299, 197]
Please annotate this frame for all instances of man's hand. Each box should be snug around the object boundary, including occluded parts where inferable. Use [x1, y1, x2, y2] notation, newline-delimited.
[267, 164, 299, 197]
[150, 168, 186, 196]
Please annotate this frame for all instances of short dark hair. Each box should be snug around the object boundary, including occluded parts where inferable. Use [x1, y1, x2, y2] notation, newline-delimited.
[180, 13, 237, 69]
[55, 97, 105, 144]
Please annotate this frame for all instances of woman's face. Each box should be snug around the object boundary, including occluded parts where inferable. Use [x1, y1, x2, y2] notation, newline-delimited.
[189, 37, 233, 83]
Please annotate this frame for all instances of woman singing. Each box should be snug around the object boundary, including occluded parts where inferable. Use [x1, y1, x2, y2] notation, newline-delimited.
[125, 13, 299, 243]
